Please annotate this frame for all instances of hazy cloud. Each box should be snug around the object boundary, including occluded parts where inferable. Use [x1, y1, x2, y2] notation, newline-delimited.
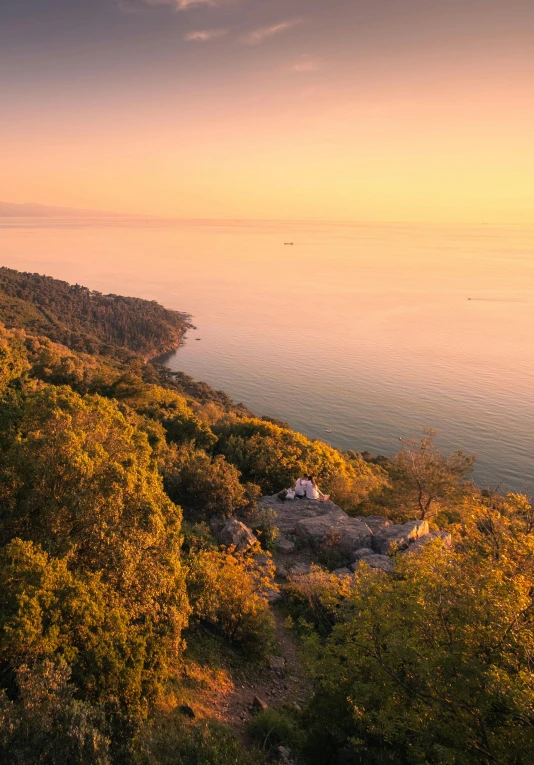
[140, 0, 237, 9]
[292, 54, 322, 72]
[184, 28, 228, 41]
[241, 19, 302, 46]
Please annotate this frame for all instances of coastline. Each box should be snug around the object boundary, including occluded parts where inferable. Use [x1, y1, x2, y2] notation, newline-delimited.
[144, 316, 195, 365]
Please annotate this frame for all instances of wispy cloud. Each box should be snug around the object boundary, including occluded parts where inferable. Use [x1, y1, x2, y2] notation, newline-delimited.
[139, 0, 236, 9]
[241, 19, 302, 46]
[184, 28, 228, 41]
[292, 54, 322, 73]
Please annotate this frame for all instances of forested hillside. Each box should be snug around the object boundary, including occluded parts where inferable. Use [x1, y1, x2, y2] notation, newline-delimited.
[0, 267, 190, 358]
[0, 269, 532, 765]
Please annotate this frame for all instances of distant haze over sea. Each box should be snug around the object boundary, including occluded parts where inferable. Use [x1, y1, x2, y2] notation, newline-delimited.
[1, 216, 533, 491]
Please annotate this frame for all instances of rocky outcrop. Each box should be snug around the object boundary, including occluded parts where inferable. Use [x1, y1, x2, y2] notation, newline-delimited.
[350, 554, 394, 573]
[257, 495, 345, 535]
[352, 547, 374, 561]
[408, 529, 452, 552]
[294, 514, 373, 556]
[218, 518, 257, 551]
[276, 538, 296, 554]
[249, 495, 452, 578]
[372, 520, 430, 555]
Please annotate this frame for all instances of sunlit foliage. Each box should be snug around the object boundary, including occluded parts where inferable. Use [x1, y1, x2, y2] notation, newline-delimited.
[302, 494, 534, 764]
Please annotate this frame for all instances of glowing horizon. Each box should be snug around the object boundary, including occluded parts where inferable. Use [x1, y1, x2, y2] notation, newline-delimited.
[2, 0, 534, 224]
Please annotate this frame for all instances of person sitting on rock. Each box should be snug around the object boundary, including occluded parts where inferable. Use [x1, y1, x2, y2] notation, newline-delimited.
[295, 477, 308, 498]
[305, 475, 329, 501]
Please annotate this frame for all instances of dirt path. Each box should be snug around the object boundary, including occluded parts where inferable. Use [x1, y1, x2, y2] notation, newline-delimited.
[216, 606, 310, 734]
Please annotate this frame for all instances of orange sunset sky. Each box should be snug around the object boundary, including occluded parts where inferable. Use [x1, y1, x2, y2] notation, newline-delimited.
[2, 0, 534, 223]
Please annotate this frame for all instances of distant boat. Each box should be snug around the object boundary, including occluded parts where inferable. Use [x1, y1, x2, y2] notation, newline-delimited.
[325, 429, 332, 433]
[284, 242, 294, 245]
[195, 338, 201, 341]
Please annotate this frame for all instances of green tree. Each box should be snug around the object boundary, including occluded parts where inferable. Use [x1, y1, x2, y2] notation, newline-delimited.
[214, 416, 385, 504]
[164, 446, 255, 521]
[187, 548, 275, 654]
[0, 539, 147, 756]
[0, 324, 29, 393]
[369, 429, 475, 523]
[303, 493, 534, 764]
[108, 377, 217, 449]
[0, 386, 190, 694]
[0, 658, 111, 765]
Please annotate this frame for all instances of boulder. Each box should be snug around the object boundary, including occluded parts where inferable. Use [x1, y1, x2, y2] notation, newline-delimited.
[337, 520, 374, 556]
[264, 589, 282, 604]
[277, 745, 295, 765]
[218, 518, 257, 552]
[351, 554, 394, 573]
[351, 547, 374, 562]
[294, 513, 372, 555]
[251, 696, 269, 714]
[289, 562, 312, 576]
[408, 530, 453, 552]
[333, 567, 352, 577]
[355, 515, 391, 533]
[268, 655, 286, 673]
[276, 537, 296, 555]
[257, 494, 346, 535]
[372, 520, 429, 555]
[253, 553, 273, 570]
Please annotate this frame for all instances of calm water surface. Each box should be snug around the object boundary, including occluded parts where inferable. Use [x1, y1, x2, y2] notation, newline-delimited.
[1, 218, 533, 490]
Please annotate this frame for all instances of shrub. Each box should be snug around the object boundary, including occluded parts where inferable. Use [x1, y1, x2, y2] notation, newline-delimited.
[0, 659, 111, 765]
[246, 507, 280, 552]
[246, 706, 305, 759]
[187, 549, 276, 655]
[364, 429, 475, 524]
[181, 521, 218, 553]
[214, 416, 386, 505]
[133, 718, 260, 765]
[302, 495, 534, 764]
[164, 447, 252, 521]
[284, 565, 354, 636]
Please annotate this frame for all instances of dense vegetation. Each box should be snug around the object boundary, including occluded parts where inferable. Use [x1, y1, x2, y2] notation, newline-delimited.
[0, 267, 190, 359]
[0, 269, 532, 764]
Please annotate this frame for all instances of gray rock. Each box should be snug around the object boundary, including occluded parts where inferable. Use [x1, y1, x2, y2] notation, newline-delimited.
[257, 494, 346, 535]
[264, 589, 282, 604]
[289, 562, 312, 576]
[251, 696, 269, 714]
[337, 520, 374, 556]
[333, 567, 352, 577]
[294, 513, 372, 555]
[351, 554, 394, 573]
[372, 519, 429, 555]
[268, 655, 286, 673]
[253, 553, 273, 569]
[277, 746, 295, 765]
[351, 547, 375, 561]
[354, 515, 391, 533]
[408, 530, 453, 552]
[218, 518, 257, 552]
[276, 537, 296, 554]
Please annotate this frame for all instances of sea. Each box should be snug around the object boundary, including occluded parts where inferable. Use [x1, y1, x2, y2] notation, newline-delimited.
[1, 217, 533, 491]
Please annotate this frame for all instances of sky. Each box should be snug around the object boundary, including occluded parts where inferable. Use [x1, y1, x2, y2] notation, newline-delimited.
[1, 0, 534, 222]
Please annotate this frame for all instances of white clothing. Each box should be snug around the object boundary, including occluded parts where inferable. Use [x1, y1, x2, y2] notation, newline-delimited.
[305, 480, 320, 500]
[295, 478, 308, 497]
